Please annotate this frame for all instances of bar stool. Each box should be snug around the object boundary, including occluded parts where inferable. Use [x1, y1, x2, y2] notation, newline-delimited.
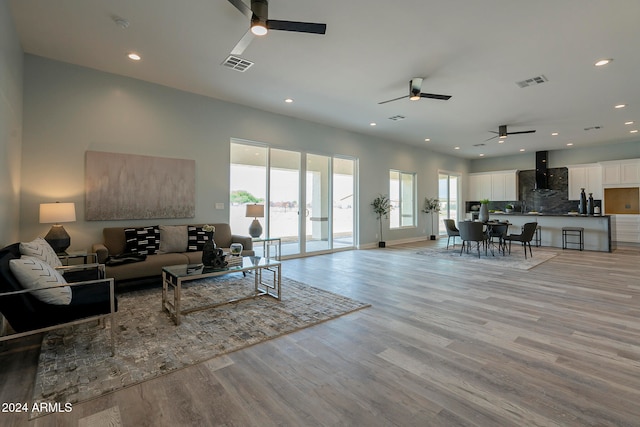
[534, 225, 541, 247]
[562, 226, 584, 251]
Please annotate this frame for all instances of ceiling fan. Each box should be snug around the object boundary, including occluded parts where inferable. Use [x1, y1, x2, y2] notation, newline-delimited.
[227, 0, 327, 55]
[378, 78, 452, 105]
[486, 124, 536, 141]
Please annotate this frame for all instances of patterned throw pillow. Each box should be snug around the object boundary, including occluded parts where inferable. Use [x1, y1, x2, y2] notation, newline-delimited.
[187, 226, 212, 252]
[19, 237, 62, 268]
[9, 256, 72, 305]
[124, 226, 160, 255]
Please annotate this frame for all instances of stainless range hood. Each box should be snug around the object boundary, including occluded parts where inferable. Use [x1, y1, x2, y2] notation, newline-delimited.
[535, 151, 548, 190]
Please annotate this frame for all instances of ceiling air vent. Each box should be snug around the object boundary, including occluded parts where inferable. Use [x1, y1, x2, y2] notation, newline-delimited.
[516, 75, 548, 88]
[221, 55, 254, 72]
[388, 115, 406, 121]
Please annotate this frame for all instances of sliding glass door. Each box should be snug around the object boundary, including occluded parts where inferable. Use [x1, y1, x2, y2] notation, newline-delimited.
[270, 149, 301, 256]
[438, 172, 460, 235]
[230, 141, 356, 257]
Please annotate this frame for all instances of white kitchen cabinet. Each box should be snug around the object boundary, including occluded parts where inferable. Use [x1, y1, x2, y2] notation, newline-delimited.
[468, 170, 518, 201]
[600, 159, 640, 185]
[611, 214, 640, 243]
[568, 164, 602, 199]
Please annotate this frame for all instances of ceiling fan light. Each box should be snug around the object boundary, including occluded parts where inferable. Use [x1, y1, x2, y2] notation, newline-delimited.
[251, 19, 268, 35]
[409, 78, 423, 100]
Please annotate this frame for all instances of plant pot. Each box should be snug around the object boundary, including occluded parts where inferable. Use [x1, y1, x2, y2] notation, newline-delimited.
[378, 241, 386, 248]
[430, 235, 436, 240]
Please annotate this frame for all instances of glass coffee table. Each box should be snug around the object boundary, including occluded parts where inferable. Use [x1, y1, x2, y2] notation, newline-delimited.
[162, 256, 281, 325]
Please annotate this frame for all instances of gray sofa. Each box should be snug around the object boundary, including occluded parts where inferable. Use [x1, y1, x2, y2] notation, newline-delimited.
[92, 223, 254, 282]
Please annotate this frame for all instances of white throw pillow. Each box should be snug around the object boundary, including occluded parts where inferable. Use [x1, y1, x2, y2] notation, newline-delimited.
[159, 225, 188, 253]
[19, 237, 62, 268]
[9, 256, 72, 305]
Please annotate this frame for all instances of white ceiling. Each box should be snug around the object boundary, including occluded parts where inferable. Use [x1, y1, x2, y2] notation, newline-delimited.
[8, 0, 640, 158]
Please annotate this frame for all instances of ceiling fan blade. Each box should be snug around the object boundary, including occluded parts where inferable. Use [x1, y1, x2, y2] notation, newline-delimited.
[267, 20, 327, 34]
[227, 0, 252, 18]
[485, 135, 499, 141]
[230, 29, 255, 55]
[507, 130, 536, 135]
[378, 95, 409, 105]
[420, 92, 452, 101]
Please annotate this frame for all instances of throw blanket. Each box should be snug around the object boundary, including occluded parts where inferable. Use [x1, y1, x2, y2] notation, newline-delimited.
[105, 252, 147, 266]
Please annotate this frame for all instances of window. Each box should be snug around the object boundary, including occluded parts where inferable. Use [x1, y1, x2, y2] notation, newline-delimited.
[389, 170, 416, 228]
[230, 140, 357, 256]
[438, 172, 460, 235]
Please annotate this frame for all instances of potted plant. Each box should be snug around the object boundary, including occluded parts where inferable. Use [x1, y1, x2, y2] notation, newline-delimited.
[422, 197, 440, 240]
[479, 198, 490, 222]
[371, 194, 391, 247]
[505, 204, 514, 213]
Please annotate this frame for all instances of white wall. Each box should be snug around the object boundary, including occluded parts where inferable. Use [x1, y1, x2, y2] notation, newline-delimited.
[20, 55, 469, 251]
[469, 140, 640, 173]
[0, 0, 23, 246]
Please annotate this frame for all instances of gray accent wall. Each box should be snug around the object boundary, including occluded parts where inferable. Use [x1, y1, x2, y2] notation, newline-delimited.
[0, 0, 23, 246]
[20, 55, 469, 251]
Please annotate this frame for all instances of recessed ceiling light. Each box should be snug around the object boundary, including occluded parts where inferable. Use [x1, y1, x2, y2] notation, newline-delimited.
[284, 98, 293, 103]
[424, 138, 430, 142]
[594, 58, 612, 67]
[567, 143, 574, 146]
[479, 153, 485, 157]
[631, 130, 639, 133]
[551, 132, 559, 136]
[370, 122, 376, 126]
[625, 121, 634, 125]
[615, 104, 626, 109]
[498, 140, 504, 144]
[127, 52, 141, 61]
[519, 148, 525, 152]
[454, 146, 460, 150]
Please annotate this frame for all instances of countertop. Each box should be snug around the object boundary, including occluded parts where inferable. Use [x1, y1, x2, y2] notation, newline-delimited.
[488, 212, 610, 218]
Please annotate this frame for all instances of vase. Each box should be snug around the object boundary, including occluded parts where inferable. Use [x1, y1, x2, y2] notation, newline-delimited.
[587, 193, 594, 215]
[230, 243, 243, 256]
[579, 188, 587, 215]
[201, 231, 216, 266]
[479, 204, 489, 222]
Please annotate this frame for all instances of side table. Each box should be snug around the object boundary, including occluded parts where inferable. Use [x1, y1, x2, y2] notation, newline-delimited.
[58, 250, 98, 266]
[252, 237, 282, 260]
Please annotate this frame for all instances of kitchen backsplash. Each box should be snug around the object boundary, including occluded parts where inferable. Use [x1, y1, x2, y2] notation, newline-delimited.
[487, 167, 601, 214]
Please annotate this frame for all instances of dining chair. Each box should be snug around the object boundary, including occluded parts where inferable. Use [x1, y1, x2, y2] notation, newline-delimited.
[503, 222, 538, 259]
[458, 221, 490, 258]
[487, 222, 509, 255]
[442, 219, 460, 249]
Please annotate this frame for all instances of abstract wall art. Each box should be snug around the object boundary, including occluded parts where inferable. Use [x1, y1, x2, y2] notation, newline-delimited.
[85, 151, 196, 220]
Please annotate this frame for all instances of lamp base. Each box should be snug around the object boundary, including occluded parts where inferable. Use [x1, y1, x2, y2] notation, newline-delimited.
[248, 219, 263, 238]
[44, 225, 71, 254]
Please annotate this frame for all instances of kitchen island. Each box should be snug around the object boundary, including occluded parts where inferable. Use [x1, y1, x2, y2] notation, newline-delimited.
[486, 213, 611, 252]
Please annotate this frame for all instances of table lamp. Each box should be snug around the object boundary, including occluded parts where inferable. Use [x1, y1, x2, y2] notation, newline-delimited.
[245, 204, 264, 238]
[39, 202, 76, 254]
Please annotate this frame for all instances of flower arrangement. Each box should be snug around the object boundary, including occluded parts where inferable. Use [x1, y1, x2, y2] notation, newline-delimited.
[480, 198, 490, 204]
[202, 224, 216, 233]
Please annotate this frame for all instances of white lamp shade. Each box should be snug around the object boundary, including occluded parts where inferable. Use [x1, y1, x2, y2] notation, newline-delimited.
[39, 202, 77, 224]
[245, 204, 264, 218]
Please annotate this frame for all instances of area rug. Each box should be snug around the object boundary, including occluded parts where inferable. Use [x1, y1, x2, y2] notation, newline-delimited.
[416, 246, 558, 270]
[31, 275, 370, 417]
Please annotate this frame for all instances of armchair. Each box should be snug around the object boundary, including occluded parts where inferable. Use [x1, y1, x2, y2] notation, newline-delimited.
[0, 243, 117, 355]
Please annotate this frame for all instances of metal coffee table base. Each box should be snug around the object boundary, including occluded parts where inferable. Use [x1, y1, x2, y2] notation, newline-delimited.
[162, 258, 281, 325]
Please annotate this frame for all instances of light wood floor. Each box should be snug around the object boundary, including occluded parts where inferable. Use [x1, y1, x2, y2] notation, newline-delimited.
[1, 240, 639, 426]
